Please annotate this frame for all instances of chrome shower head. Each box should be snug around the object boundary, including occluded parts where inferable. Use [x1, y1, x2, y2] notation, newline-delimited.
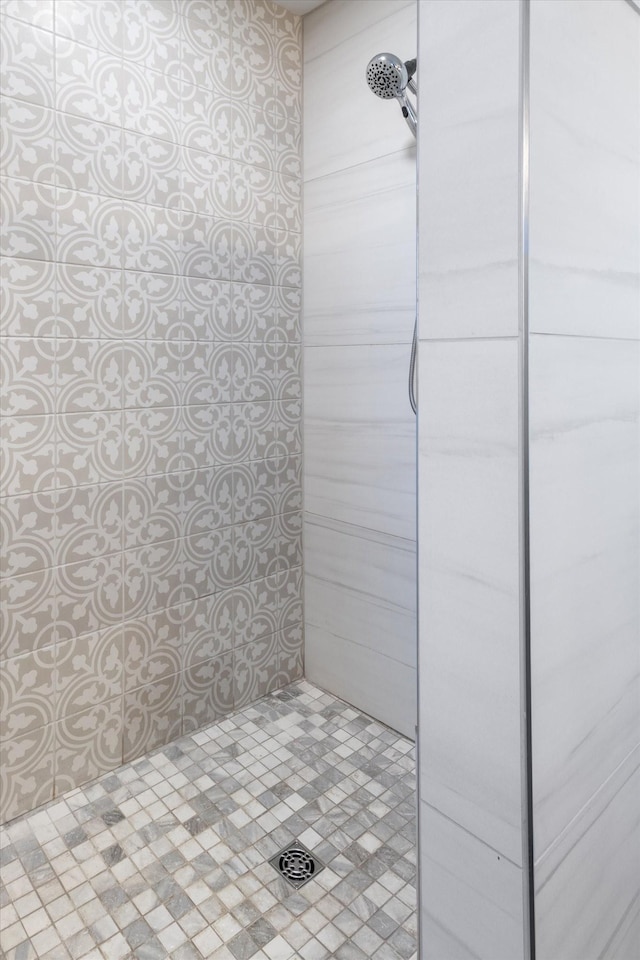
[366, 52, 417, 137]
[366, 52, 408, 100]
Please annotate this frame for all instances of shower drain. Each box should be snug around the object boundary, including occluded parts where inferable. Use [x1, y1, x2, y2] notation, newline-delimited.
[269, 840, 324, 889]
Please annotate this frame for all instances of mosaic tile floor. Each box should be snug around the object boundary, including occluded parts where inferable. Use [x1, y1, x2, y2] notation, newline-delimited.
[0, 681, 417, 960]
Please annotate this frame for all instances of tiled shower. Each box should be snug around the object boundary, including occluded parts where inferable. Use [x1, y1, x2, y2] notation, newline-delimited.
[1, 1, 640, 959]
[1, 0, 304, 824]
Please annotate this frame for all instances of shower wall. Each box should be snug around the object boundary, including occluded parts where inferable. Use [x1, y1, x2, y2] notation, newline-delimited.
[529, 1, 640, 956]
[0, 0, 303, 824]
[417, 2, 526, 956]
[302, 0, 417, 738]
[417, 0, 640, 957]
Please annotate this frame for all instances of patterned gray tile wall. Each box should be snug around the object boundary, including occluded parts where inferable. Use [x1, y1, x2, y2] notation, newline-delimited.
[0, 0, 303, 824]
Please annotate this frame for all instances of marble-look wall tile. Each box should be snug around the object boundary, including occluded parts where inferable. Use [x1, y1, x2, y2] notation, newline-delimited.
[530, 335, 640, 857]
[305, 624, 415, 739]
[416, 3, 526, 951]
[529, 0, 640, 339]
[418, 0, 520, 339]
[535, 757, 640, 960]
[304, 0, 417, 182]
[303, 0, 417, 738]
[305, 567, 415, 670]
[305, 344, 416, 541]
[304, 516, 416, 738]
[419, 801, 525, 960]
[304, 153, 416, 347]
[303, 0, 414, 64]
[529, 3, 640, 953]
[306, 509, 415, 617]
[417, 2, 640, 956]
[603, 892, 640, 960]
[305, 518, 416, 663]
[418, 338, 523, 864]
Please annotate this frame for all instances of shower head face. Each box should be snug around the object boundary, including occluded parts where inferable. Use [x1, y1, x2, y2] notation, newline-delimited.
[366, 53, 409, 100]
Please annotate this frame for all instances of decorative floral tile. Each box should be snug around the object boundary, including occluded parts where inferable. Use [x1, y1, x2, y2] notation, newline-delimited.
[123, 672, 182, 762]
[0, 17, 54, 108]
[0, 645, 56, 741]
[0, 567, 56, 660]
[122, 607, 182, 690]
[55, 698, 122, 793]
[0, 723, 54, 822]
[56, 625, 123, 719]
[181, 589, 235, 669]
[0, 178, 56, 261]
[0, 258, 56, 338]
[182, 652, 234, 733]
[0, 489, 56, 583]
[234, 574, 280, 646]
[0, 97, 55, 185]
[0, 0, 304, 839]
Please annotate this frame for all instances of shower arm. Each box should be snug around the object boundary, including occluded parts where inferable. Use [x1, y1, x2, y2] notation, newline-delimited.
[402, 68, 417, 137]
[397, 91, 417, 137]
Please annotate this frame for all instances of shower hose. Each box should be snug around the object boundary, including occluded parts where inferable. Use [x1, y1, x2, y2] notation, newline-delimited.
[409, 315, 417, 415]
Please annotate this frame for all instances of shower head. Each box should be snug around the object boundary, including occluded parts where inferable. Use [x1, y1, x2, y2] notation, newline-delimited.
[366, 52, 417, 137]
[366, 52, 409, 100]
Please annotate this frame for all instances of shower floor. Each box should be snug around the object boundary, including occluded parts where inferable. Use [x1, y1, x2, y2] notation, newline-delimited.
[0, 682, 417, 960]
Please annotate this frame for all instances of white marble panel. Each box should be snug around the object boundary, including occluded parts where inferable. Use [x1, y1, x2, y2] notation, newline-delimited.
[534, 744, 639, 881]
[304, 0, 414, 64]
[530, 335, 640, 857]
[418, 338, 523, 864]
[304, 515, 416, 737]
[304, 342, 414, 425]
[305, 420, 415, 540]
[419, 801, 525, 960]
[530, 0, 640, 340]
[535, 757, 640, 960]
[418, 0, 520, 340]
[305, 624, 416, 738]
[305, 561, 415, 669]
[304, 152, 416, 346]
[303, 0, 417, 181]
[304, 515, 416, 637]
[604, 893, 640, 960]
[303, 0, 417, 739]
[304, 344, 416, 540]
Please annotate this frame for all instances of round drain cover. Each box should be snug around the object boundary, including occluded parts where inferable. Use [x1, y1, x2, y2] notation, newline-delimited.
[279, 847, 315, 884]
